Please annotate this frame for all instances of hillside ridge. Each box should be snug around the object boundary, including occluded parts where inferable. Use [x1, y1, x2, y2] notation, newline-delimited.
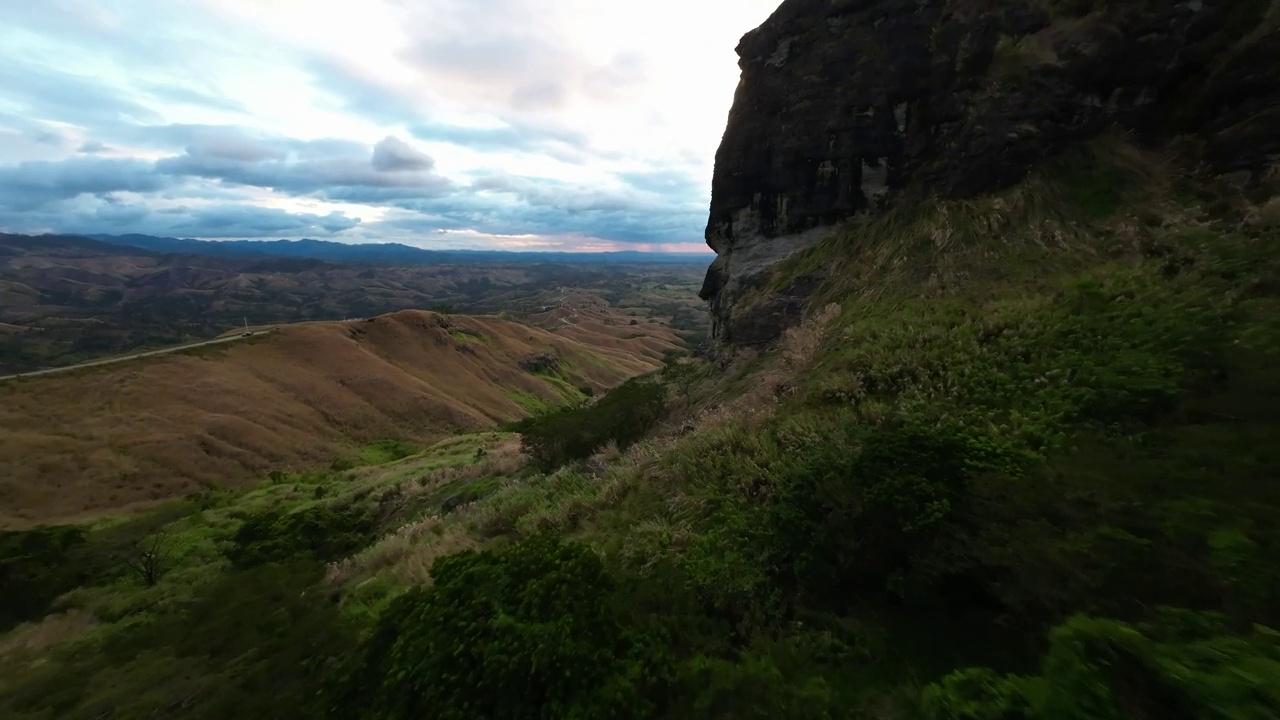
[0, 308, 677, 528]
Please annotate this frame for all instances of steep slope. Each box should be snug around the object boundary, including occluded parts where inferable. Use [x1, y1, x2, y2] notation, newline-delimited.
[700, 0, 1280, 344]
[0, 309, 677, 527]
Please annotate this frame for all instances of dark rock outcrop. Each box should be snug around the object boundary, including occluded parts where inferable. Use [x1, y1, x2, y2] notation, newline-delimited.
[702, 0, 1280, 345]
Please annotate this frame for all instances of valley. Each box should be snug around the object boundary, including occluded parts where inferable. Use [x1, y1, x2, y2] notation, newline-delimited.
[0, 233, 708, 375]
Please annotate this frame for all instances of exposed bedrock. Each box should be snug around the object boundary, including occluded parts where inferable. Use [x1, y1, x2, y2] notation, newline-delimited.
[700, 0, 1280, 345]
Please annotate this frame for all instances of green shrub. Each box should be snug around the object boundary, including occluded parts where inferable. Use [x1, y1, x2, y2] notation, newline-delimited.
[1, 505, 199, 629]
[0, 526, 91, 630]
[512, 377, 667, 470]
[330, 457, 358, 472]
[677, 650, 838, 720]
[1, 560, 352, 720]
[920, 667, 1037, 720]
[922, 610, 1280, 720]
[769, 421, 1030, 606]
[226, 506, 376, 568]
[331, 531, 671, 720]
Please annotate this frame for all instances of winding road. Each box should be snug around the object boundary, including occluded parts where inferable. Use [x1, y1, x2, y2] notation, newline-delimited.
[0, 330, 273, 383]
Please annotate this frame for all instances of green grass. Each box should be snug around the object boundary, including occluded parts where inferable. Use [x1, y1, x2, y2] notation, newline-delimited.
[0, 428, 529, 719]
[358, 439, 419, 465]
[532, 366, 590, 403]
[6, 137, 1280, 718]
[449, 329, 490, 345]
[501, 387, 560, 414]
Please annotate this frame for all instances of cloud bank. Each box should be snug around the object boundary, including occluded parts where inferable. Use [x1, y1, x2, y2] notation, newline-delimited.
[0, 0, 781, 251]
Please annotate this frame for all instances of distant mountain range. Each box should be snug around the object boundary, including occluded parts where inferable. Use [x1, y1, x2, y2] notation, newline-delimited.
[82, 233, 710, 265]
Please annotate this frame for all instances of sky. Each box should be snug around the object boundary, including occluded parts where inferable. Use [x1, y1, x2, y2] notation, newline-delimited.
[0, 0, 781, 253]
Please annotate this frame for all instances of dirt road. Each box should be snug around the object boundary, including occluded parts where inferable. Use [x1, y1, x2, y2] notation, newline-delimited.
[0, 331, 272, 383]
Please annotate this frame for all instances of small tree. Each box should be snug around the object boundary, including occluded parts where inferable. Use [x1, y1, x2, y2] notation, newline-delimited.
[117, 530, 170, 587]
[662, 358, 703, 405]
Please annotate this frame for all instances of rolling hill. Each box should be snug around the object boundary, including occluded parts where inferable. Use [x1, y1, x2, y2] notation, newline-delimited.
[0, 232, 708, 374]
[0, 308, 681, 528]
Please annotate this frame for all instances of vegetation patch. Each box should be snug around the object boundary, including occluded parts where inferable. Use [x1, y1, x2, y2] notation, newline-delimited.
[509, 376, 667, 470]
[358, 439, 419, 466]
[921, 611, 1280, 720]
[449, 328, 489, 344]
[502, 387, 560, 415]
[331, 532, 671, 720]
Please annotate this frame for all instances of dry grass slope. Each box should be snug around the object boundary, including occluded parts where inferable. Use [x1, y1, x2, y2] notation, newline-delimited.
[0, 309, 679, 528]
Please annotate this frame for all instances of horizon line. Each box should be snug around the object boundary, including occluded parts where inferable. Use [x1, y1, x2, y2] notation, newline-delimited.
[39, 232, 716, 256]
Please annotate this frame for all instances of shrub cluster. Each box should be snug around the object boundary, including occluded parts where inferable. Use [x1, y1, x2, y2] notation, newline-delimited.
[510, 377, 667, 470]
[0, 526, 92, 630]
[330, 532, 671, 720]
[227, 506, 376, 568]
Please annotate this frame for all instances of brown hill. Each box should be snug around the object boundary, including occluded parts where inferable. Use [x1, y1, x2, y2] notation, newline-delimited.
[0, 309, 680, 528]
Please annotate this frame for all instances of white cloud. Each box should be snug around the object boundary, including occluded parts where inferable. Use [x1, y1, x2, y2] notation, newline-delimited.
[0, 0, 782, 250]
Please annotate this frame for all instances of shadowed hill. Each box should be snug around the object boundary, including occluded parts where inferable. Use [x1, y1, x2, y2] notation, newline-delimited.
[0, 309, 679, 528]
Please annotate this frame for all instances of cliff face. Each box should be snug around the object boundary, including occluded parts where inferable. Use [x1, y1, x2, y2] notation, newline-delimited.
[701, 0, 1280, 345]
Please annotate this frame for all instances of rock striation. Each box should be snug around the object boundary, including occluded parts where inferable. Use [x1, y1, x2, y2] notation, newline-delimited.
[701, 0, 1280, 345]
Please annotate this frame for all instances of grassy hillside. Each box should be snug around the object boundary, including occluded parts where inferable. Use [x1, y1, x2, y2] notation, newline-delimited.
[0, 309, 680, 528]
[2, 137, 1278, 718]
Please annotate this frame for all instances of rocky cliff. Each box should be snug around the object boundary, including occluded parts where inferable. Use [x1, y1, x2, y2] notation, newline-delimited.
[701, 0, 1280, 345]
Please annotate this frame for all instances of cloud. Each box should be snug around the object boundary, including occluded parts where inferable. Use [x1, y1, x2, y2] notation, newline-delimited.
[291, 0, 648, 155]
[0, 132, 452, 212]
[305, 56, 596, 163]
[157, 204, 361, 237]
[137, 81, 245, 114]
[0, 56, 161, 129]
[33, 129, 63, 146]
[306, 57, 428, 127]
[407, 122, 590, 162]
[471, 174, 641, 213]
[0, 0, 787, 249]
[0, 195, 361, 239]
[371, 136, 434, 171]
[582, 52, 647, 102]
[153, 130, 452, 200]
[614, 169, 707, 199]
[0, 123, 709, 244]
[182, 127, 287, 163]
[393, 0, 647, 113]
[372, 170, 706, 244]
[0, 157, 174, 211]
